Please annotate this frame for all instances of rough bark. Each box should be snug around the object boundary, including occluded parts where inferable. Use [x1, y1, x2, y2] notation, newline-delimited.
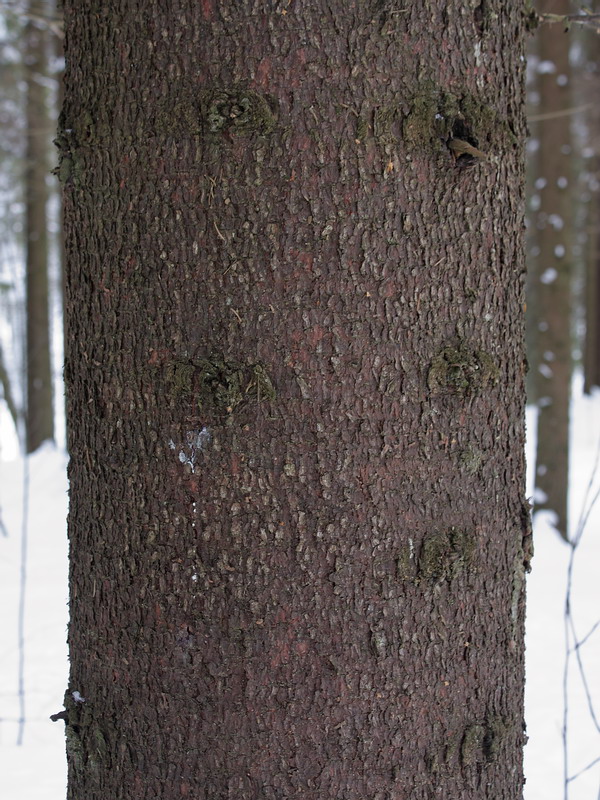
[25, 7, 54, 453]
[60, 2, 529, 799]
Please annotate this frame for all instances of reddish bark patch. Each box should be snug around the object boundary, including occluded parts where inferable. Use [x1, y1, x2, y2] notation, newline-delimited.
[307, 324, 326, 347]
[254, 57, 271, 89]
[200, 0, 214, 21]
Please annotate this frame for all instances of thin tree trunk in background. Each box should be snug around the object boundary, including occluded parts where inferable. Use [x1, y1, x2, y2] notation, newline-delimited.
[584, 216, 600, 392]
[582, 30, 600, 394]
[53, 0, 67, 432]
[529, 0, 573, 541]
[25, 4, 54, 453]
[526, 32, 540, 403]
[60, 2, 529, 798]
[0, 342, 19, 430]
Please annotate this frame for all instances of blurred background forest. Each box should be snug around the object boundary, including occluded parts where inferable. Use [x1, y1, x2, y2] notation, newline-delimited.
[0, 2, 599, 798]
[527, 3, 600, 542]
[0, 0, 63, 464]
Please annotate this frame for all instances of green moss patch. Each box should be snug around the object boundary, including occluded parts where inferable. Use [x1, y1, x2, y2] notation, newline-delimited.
[374, 103, 401, 144]
[403, 86, 459, 151]
[397, 527, 475, 583]
[461, 723, 486, 766]
[429, 714, 513, 775]
[355, 115, 369, 142]
[165, 356, 276, 417]
[54, 127, 84, 187]
[203, 88, 276, 136]
[419, 527, 475, 581]
[396, 541, 417, 581]
[460, 715, 511, 766]
[403, 85, 508, 154]
[459, 447, 484, 474]
[428, 341, 499, 396]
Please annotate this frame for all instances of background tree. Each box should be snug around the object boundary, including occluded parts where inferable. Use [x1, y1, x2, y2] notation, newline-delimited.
[0, 340, 19, 430]
[0, 7, 28, 445]
[59, 2, 529, 798]
[527, 0, 573, 540]
[581, 18, 600, 393]
[24, 0, 54, 453]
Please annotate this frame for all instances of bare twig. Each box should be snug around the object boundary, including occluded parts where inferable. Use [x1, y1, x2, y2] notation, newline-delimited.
[561, 433, 600, 799]
[528, 104, 593, 123]
[566, 755, 600, 784]
[568, 614, 600, 733]
[539, 11, 600, 30]
[575, 619, 600, 651]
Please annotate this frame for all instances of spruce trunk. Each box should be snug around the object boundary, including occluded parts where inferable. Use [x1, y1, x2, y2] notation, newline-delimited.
[61, 3, 529, 798]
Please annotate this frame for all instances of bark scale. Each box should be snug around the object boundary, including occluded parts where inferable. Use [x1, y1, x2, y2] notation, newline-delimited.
[61, 2, 529, 798]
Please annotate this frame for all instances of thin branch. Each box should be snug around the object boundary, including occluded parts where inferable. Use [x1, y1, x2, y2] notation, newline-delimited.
[568, 614, 600, 733]
[567, 755, 600, 784]
[561, 434, 600, 799]
[563, 599, 570, 800]
[539, 12, 600, 28]
[528, 103, 594, 123]
[575, 619, 600, 651]
[572, 433, 600, 546]
[573, 480, 600, 547]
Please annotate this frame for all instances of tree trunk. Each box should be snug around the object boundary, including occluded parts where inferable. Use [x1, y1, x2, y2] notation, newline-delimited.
[60, 3, 529, 798]
[0, 341, 19, 430]
[584, 215, 600, 392]
[582, 31, 600, 395]
[528, 0, 573, 541]
[25, 6, 54, 453]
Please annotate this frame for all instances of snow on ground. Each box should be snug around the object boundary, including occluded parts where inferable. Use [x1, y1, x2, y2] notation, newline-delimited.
[0, 443, 68, 798]
[525, 383, 600, 800]
[0, 390, 599, 799]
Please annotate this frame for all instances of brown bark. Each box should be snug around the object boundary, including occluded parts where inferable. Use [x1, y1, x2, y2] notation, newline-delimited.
[525, 32, 540, 402]
[61, 2, 529, 799]
[582, 31, 600, 394]
[25, 6, 54, 453]
[528, 0, 573, 540]
[53, 0, 68, 429]
[584, 214, 600, 392]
